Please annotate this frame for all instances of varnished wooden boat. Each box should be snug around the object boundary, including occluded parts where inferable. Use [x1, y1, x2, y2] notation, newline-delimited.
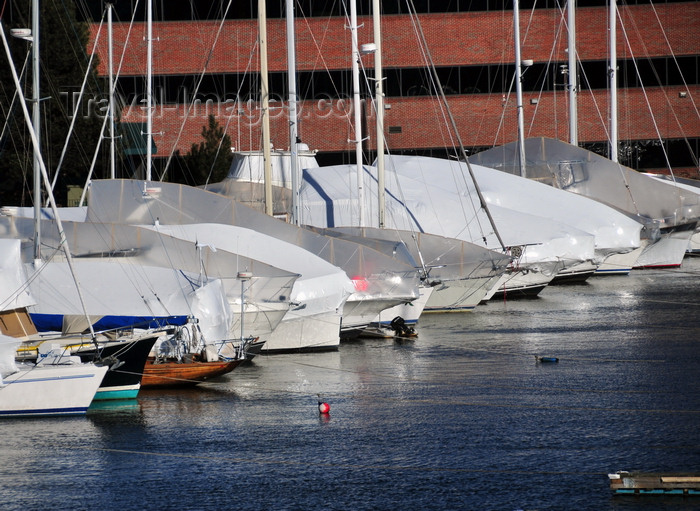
[141, 357, 242, 388]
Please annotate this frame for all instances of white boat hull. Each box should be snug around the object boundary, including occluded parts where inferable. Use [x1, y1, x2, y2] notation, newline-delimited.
[260, 311, 342, 353]
[373, 286, 434, 323]
[635, 230, 695, 268]
[484, 269, 555, 300]
[342, 297, 411, 336]
[1, 363, 108, 417]
[595, 245, 646, 275]
[424, 275, 499, 312]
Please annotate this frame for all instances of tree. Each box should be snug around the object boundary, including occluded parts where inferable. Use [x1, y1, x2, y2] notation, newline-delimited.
[0, 0, 105, 207]
[178, 115, 232, 186]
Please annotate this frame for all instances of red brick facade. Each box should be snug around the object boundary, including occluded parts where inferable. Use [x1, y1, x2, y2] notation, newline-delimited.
[94, 3, 699, 157]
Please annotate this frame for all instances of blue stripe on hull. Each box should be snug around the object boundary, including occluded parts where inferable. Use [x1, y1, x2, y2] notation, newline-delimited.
[375, 319, 418, 326]
[0, 407, 88, 417]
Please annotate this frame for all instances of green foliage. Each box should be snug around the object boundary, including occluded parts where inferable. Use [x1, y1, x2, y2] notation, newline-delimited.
[178, 115, 232, 186]
[0, 0, 105, 206]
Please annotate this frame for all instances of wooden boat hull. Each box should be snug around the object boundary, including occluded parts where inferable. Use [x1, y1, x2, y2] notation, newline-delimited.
[140, 359, 241, 388]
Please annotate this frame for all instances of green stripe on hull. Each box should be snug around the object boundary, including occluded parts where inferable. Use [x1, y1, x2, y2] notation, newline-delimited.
[93, 386, 140, 401]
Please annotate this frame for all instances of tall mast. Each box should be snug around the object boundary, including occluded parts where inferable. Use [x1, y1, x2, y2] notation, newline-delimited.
[372, 0, 385, 228]
[286, 0, 300, 225]
[513, 0, 527, 178]
[258, 0, 273, 216]
[31, 0, 40, 259]
[107, 2, 116, 178]
[145, 0, 153, 181]
[609, 0, 618, 162]
[349, 0, 365, 226]
[567, 0, 578, 146]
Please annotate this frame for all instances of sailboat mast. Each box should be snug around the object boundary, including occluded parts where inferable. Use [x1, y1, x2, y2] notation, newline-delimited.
[258, 0, 273, 216]
[146, 0, 153, 181]
[31, 0, 40, 260]
[349, 0, 365, 226]
[286, 0, 300, 226]
[609, 0, 618, 162]
[372, 0, 385, 229]
[567, 0, 578, 146]
[107, 2, 116, 179]
[513, 0, 527, 178]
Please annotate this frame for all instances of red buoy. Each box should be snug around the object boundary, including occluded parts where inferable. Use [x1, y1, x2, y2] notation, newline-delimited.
[318, 401, 331, 414]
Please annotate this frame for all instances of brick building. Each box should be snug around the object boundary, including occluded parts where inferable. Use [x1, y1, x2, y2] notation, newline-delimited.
[88, 1, 699, 176]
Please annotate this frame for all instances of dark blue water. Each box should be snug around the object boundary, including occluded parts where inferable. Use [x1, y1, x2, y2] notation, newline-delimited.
[2, 260, 700, 511]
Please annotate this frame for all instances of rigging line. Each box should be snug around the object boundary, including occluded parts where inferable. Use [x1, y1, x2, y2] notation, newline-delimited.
[297, 1, 355, 138]
[0, 244, 63, 312]
[160, 0, 233, 182]
[526, 6, 566, 139]
[617, 9, 675, 177]
[37, 8, 95, 172]
[404, 6, 488, 244]
[403, 16, 458, 156]
[0, 50, 30, 144]
[197, 31, 260, 188]
[648, 3, 699, 170]
[51, 7, 106, 192]
[77, 0, 140, 196]
[620, 4, 695, 175]
[1, 25, 98, 343]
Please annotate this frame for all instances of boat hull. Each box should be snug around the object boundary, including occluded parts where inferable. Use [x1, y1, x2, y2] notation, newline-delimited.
[0, 363, 108, 417]
[75, 335, 159, 400]
[140, 359, 241, 388]
[634, 223, 696, 269]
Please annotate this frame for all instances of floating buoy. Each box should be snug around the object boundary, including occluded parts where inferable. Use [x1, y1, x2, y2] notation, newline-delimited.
[317, 394, 330, 414]
[535, 356, 559, 363]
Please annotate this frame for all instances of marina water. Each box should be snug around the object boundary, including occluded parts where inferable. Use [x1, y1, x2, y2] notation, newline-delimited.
[2, 260, 700, 510]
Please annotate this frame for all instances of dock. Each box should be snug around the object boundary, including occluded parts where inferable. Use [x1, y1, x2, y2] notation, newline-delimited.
[609, 471, 700, 495]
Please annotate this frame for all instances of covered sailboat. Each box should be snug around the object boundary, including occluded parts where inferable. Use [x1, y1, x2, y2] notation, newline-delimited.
[470, 138, 700, 268]
[300, 157, 597, 297]
[142, 222, 355, 352]
[0, 215, 298, 349]
[85, 178, 421, 339]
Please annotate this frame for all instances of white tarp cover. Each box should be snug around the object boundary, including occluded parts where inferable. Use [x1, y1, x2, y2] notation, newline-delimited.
[0, 216, 298, 336]
[470, 137, 700, 226]
[299, 155, 597, 266]
[0, 238, 35, 311]
[85, 179, 420, 303]
[144, 223, 355, 320]
[191, 279, 233, 344]
[463, 158, 642, 257]
[0, 333, 21, 378]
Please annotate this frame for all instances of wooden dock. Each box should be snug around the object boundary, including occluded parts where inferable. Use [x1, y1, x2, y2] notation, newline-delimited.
[609, 471, 700, 495]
